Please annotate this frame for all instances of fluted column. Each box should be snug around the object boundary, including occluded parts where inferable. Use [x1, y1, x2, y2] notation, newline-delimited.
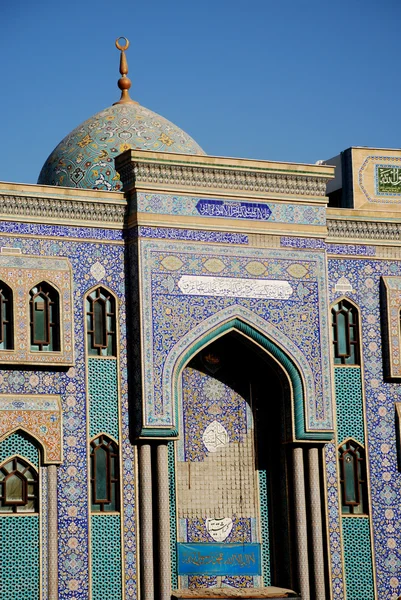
[139, 444, 154, 600]
[308, 447, 326, 600]
[156, 443, 171, 600]
[293, 447, 310, 600]
[47, 464, 59, 599]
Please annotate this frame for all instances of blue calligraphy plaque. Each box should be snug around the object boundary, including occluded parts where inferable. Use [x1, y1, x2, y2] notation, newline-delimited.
[177, 543, 261, 576]
[196, 199, 271, 221]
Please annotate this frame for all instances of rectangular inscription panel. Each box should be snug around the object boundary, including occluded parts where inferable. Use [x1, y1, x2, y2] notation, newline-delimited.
[377, 165, 401, 194]
[178, 276, 293, 300]
[177, 543, 261, 576]
[196, 198, 272, 221]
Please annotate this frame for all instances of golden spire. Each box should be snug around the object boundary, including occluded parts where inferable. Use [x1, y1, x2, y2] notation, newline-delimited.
[113, 37, 138, 105]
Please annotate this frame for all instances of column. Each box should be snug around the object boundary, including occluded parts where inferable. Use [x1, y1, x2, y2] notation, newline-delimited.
[156, 443, 171, 600]
[293, 447, 310, 600]
[139, 444, 154, 600]
[47, 464, 59, 599]
[308, 447, 326, 600]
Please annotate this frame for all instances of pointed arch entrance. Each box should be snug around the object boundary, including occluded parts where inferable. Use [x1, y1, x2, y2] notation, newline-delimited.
[168, 319, 328, 599]
[138, 313, 329, 600]
[160, 306, 331, 441]
[176, 329, 293, 588]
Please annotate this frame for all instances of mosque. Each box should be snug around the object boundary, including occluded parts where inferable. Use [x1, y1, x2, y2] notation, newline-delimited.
[1, 36, 401, 600]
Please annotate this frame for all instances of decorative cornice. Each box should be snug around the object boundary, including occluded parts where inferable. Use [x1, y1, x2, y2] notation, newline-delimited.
[0, 194, 127, 225]
[327, 218, 401, 242]
[116, 156, 330, 199]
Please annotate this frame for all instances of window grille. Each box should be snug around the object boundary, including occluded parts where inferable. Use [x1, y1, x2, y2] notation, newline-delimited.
[90, 435, 119, 512]
[0, 456, 38, 513]
[339, 439, 368, 515]
[0, 281, 13, 350]
[86, 288, 116, 356]
[29, 282, 60, 351]
[332, 300, 360, 365]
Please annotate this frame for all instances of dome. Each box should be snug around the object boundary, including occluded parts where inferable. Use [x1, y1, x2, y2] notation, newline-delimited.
[37, 102, 206, 191]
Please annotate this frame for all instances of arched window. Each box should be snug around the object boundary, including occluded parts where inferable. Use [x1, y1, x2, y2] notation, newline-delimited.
[0, 281, 13, 350]
[29, 282, 60, 351]
[0, 456, 38, 513]
[90, 435, 119, 512]
[86, 287, 116, 356]
[339, 440, 368, 515]
[331, 299, 360, 365]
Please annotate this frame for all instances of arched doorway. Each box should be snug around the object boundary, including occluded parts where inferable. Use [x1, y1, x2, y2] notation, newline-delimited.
[175, 330, 295, 590]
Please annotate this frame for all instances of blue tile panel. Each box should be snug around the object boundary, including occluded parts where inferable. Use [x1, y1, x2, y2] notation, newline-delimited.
[0, 515, 40, 599]
[328, 258, 401, 597]
[137, 226, 249, 245]
[334, 367, 365, 445]
[281, 236, 376, 256]
[0, 231, 135, 600]
[342, 517, 375, 600]
[0, 219, 124, 241]
[0, 431, 39, 467]
[88, 358, 119, 441]
[140, 241, 332, 433]
[137, 193, 326, 226]
[324, 442, 345, 599]
[91, 514, 122, 600]
[195, 198, 271, 221]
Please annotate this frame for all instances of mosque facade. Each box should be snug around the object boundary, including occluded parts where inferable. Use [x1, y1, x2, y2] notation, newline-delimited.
[1, 40, 401, 600]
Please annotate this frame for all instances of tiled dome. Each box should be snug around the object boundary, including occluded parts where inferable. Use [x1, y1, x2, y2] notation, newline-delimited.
[37, 102, 206, 191]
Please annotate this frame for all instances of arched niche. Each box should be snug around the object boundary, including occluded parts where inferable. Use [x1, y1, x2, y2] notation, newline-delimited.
[0, 395, 63, 464]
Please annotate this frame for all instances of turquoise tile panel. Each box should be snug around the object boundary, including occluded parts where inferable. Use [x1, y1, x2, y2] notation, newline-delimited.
[342, 517, 374, 600]
[0, 515, 40, 599]
[0, 431, 39, 467]
[91, 514, 122, 600]
[334, 367, 364, 445]
[88, 358, 119, 440]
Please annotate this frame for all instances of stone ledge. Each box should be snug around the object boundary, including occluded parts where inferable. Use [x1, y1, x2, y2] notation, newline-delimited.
[116, 150, 332, 201]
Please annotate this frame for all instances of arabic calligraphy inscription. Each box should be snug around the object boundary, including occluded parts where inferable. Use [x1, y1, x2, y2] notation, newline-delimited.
[178, 275, 293, 299]
[206, 518, 233, 542]
[196, 199, 271, 221]
[177, 543, 262, 575]
[202, 421, 229, 453]
[377, 166, 401, 194]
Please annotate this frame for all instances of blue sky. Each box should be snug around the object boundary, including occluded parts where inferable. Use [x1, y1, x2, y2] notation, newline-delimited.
[1, 0, 401, 184]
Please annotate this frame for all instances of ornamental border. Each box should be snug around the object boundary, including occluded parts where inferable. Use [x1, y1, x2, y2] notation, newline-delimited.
[327, 218, 401, 242]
